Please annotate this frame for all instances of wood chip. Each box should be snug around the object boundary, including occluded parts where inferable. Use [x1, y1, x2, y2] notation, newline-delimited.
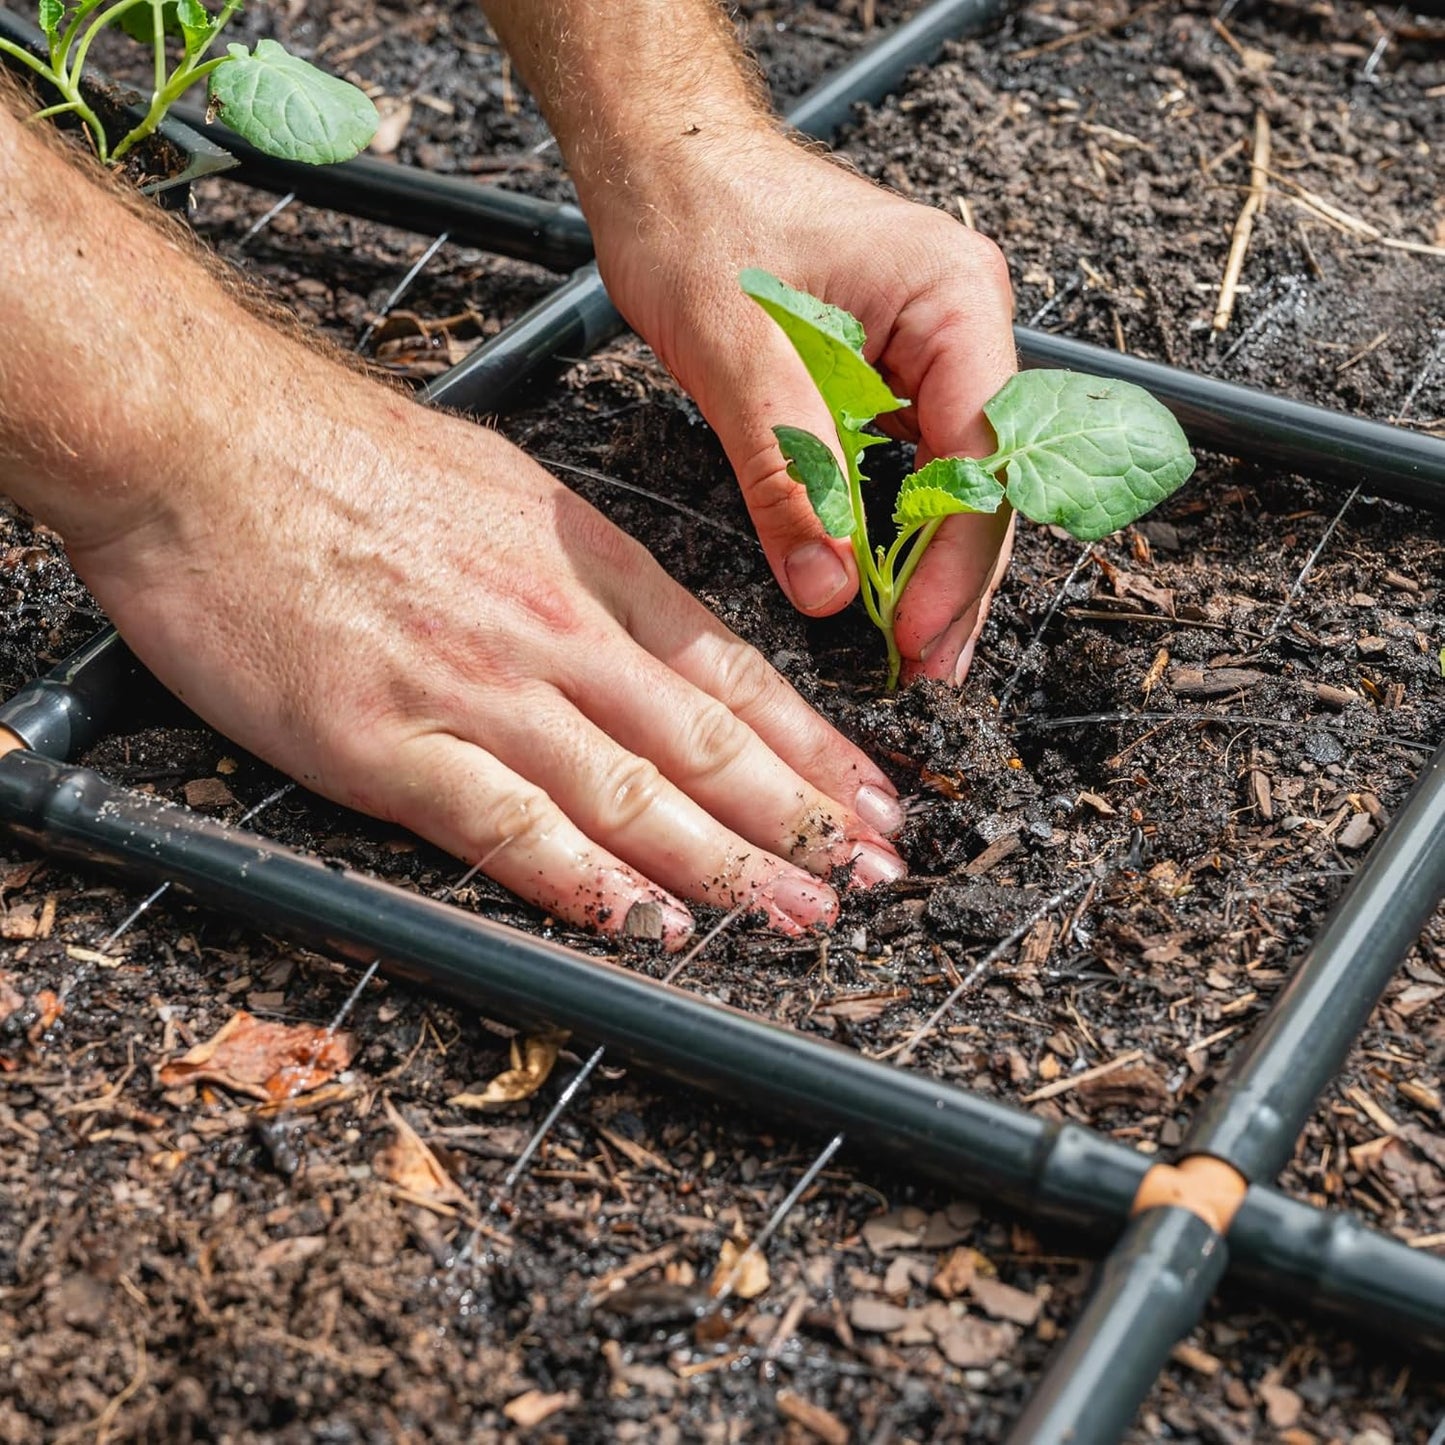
[1168, 666, 1264, 696]
[969, 1275, 1043, 1326]
[776, 1391, 848, 1445]
[503, 1389, 578, 1428]
[934, 1316, 1019, 1368]
[963, 833, 1020, 876]
[183, 777, 237, 810]
[930, 1246, 978, 1300]
[848, 1297, 911, 1333]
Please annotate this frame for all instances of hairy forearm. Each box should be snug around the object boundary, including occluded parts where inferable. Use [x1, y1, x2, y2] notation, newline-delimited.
[479, 0, 775, 218]
[0, 89, 350, 555]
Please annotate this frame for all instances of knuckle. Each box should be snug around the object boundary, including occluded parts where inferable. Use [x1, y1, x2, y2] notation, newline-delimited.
[473, 786, 566, 856]
[593, 755, 667, 835]
[736, 447, 807, 524]
[712, 640, 779, 719]
[680, 699, 750, 783]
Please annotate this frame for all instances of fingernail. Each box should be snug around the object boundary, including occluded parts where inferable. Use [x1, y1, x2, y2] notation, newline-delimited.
[855, 783, 905, 836]
[784, 542, 849, 612]
[952, 638, 978, 686]
[767, 873, 839, 931]
[849, 841, 908, 889]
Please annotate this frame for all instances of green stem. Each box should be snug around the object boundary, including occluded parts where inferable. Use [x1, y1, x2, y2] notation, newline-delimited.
[27, 98, 85, 121]
[890, 516, 944, 604]
[151, 0, 165, 97]
[0, 37, 56, 81]
[109, 6, 237, 163]
[68, 0, 147, 88]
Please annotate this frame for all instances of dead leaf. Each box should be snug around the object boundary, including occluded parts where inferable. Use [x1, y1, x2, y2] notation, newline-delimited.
[447, 1030, 567, 1110]
[1112, 570, 1175, 614]
[157, 1010, 354, 1102]
[931, 1247, 978, 1300]
[503, 1389, 578, 1428]
[374, 1098, 465, 1209]
[711, 1237, 769, 1301]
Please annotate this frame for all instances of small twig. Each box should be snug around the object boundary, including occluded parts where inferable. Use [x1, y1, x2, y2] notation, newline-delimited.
[879, 877, 1094, 1066]
[542, 458, 750, 541]
[1010, 0, 1166, 63]
[1021, 1048, 1143, 1104]
[1213, 110, 1270, 334]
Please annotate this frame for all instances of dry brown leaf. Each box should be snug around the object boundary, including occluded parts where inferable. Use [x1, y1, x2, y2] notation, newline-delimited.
[930, 1246, 978, 1300]
[157, 1010, 354, 1102]
[447, 1029, 567, 1110]
[711, 1237, 770, 1301]
[374, 1097, 465, 1209]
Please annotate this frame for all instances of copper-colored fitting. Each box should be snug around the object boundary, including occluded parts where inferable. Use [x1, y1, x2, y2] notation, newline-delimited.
[0, 728, 26, 757]
[1130, 1155, 1249, 1235]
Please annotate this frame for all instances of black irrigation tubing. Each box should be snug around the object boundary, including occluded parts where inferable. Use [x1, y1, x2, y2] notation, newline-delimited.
[168, 105, 595, 274]
[419, 0, 1013, 413]
[1, 744, 1444, 1359]
[1010, 737, 1445, 1445]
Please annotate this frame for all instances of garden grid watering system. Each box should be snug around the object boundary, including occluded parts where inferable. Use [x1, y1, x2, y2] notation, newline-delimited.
[4, 0, 1445, 1437]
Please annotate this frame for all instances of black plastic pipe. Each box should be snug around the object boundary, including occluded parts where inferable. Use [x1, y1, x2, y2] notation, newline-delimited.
[421, 0, 1012, 413]
[0, 629, 143, 760]
[1011, 738, 1445, 1445]
[1189, 739, 1445, 1179]
[1009, 1208, 1230, 1445]
[1016, 330, 1445, 510]
[168, 104, 595, 274]
[2, 746, 1444, 1353]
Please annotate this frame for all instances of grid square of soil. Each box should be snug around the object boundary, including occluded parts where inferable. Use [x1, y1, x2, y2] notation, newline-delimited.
[1, 2, 1444, 1442]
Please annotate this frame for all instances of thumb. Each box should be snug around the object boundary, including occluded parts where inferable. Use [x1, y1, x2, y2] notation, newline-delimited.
[689, 308, 861, 617]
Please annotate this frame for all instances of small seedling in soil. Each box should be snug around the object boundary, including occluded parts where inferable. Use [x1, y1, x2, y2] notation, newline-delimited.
[2, 0, 377, 165]
[741, 268, 1197, 687]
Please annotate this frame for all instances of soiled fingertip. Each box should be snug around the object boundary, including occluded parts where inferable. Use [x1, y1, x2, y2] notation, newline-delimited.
[765, 872, 839, 932]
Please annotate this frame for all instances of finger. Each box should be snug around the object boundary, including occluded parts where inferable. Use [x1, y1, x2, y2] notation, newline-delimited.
[684, 298, 861, 617]
[482, 691, 842, 934]
[899, 509, 1016, 684]
[609, 570, 908, 841]
[882, 237, 1018, 677]
[565, 646, 906, 885]
[379, 731, 696, 948]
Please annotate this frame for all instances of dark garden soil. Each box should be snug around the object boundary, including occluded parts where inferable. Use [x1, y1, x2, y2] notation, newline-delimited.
[3, 1, 1445, 1441]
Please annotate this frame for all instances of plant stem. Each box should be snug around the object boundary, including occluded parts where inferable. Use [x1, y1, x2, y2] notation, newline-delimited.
[0, 38, 54, 81]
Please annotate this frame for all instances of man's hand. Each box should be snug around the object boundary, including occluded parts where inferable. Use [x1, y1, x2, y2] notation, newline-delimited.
[0, 91, 907, 947]
[594, 134, 1018, 685]
[482, 1, 1018, 685]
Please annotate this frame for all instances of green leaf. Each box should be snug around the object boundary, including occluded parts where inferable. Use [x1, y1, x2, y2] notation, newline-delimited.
[985, 370, 1195, 541]
[774, 425, 855, 539]
[175, 0, 212, 51]
[208, 39, 379, 164]
[37, 0, 64, 42]
[893, 456, 1006, 529]
[740, 268, 906, 433]
[117, 0, 179, 44]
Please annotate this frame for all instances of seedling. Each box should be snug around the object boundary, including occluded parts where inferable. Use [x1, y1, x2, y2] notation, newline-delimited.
[2, 0, 377, 166]
[741, 269, 1196, 687]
